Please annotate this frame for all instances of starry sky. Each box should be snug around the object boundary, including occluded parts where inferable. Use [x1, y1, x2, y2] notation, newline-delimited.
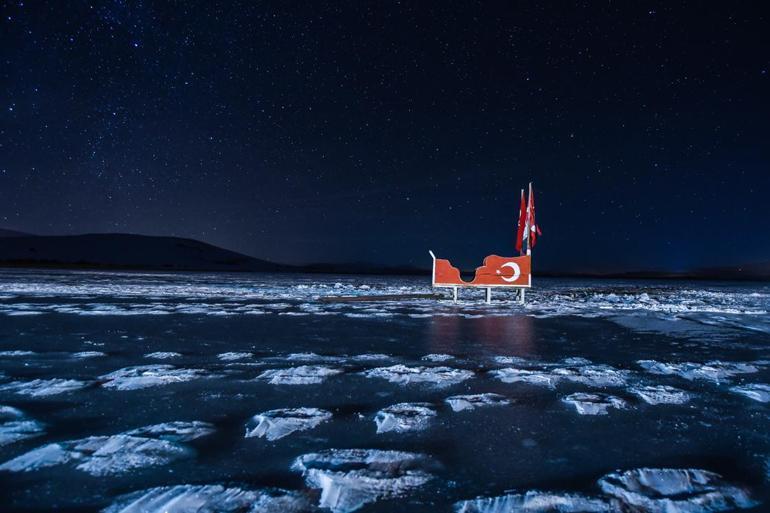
[1, 2, 768, 272]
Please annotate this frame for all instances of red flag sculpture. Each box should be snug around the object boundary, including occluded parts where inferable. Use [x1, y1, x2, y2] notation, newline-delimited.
[429, 182, 541, 303]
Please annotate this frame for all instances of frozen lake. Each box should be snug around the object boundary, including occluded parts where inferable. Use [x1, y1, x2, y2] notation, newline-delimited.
[0, 269, 768, 512]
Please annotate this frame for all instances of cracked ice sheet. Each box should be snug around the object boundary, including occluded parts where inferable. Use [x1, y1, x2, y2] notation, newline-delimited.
[0, 378, 92, 397]
[361, 364, 473, 387]
[102, 485, 314, 513]
[374, 403, 436, 433]
[445, 393, 511, 412]
[257, 365, 343, 385]
[455, 491, 613, 512]
[561, 393, 628, 415]
[0, 421, 214, 476]
[628, 385, 692, 405]
[99, 364, 212, 390]
[730, 383, 770, 403]
[292, 448, 435, 513]
[637, 360, 758, 382]
[0, 405, 44, 447]
[598, 468, 757, 512]
[245, 408, 332, 440]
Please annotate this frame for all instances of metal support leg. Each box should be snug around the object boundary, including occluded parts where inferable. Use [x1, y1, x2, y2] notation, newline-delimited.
[486, 287, 491, 304]
[453, 287, 458, 303]
[520, 288, 525, 304]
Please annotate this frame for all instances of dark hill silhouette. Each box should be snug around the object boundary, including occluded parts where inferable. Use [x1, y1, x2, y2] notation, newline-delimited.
[0, 233, 287, 272]
[0, 228, 33, 238]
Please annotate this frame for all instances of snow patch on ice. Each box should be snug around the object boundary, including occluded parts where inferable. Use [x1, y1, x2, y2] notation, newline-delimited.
[292, 448, 435, 513]
[0, 420, 213, 476]
[598, 467, 757, 512]
[638, 360, 758, 383]
[71, 351, 106, 358]
[0, 405, 44, 447]
[421, 353, 454, 362]
[0, 378, 91, 397]
[102, 485, 313, 513]
[730, 383, 770, 403]
[217, 352, 253, 361]
[245, 407, 332, 440]
[362, 364, 473, 387]
[629, 385, 691, 405]
[562, 393, 628, 416]
[445, 393, 510, 412]
[144, 352, 182, 359]
[374, 403, 436, 433]
[455, 491, 613, 512]
[0, 350, 36, 356]
[100, 365, 211, 390]
[258, 365, 343, 385]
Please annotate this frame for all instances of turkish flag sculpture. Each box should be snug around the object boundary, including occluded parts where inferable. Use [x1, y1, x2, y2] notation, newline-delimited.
[429, 183, 540, 301]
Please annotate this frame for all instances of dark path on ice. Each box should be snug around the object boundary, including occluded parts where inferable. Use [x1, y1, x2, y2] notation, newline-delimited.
[0, 270, 768, 512]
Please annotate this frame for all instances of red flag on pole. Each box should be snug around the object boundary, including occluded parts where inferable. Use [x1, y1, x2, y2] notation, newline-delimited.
[527, 182, 541, 250]
[515, 189, 526, 254]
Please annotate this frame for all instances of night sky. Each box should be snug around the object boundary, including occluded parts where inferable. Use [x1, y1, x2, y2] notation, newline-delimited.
[2, 2, 768, 272]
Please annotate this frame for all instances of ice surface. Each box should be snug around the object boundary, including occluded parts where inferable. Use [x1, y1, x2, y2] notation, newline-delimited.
[0, 420, 213, 475]
[629, 385, 691, 405]
[217, 352, 253, 361]
[362, 364, 473, 387]
[455, 491, 612, 512]
[374, 403, 436, 433]
[245, 407, 332, 440]
[258, 365, 343, 385]
[100, 365, 210, 390]
[561, 393, 628, 415]
[292, 448, 435, 513]
[730, 383, 770, 403]
[0, 405, 44, 446]
[637, 360, 758, 382]
[598, 468, 757, 512]
[144, 351, 182, 359]
[445, 393, 510, 412]
[102, 485, 313, 513]
[0, 378, 91, 397]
